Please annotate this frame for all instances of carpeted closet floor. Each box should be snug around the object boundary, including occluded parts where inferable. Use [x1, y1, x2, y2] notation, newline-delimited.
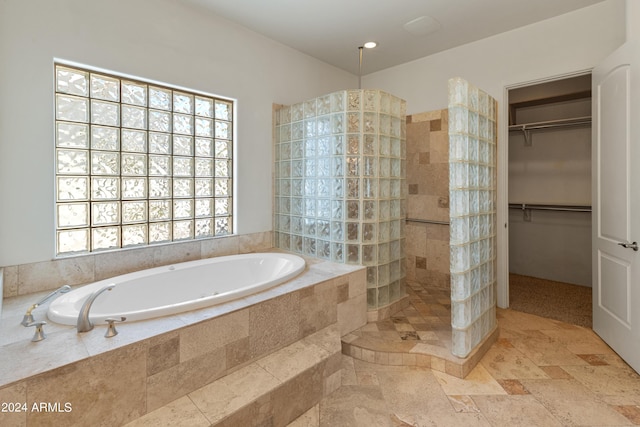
[509, 273, 592, 328]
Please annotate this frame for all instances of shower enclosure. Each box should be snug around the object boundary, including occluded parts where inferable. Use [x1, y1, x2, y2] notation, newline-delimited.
[274, 90, 407, 314]
[274, 81, 497, 360]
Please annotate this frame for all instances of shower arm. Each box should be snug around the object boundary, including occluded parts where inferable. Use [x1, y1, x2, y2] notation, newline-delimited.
[21, 285, 72, 326]
[358, 46, 363, 89]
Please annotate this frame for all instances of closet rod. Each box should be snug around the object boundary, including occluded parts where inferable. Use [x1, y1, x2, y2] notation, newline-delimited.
[508, 203, 592, 213]
[406, 218, 450, 225]
[508, 116, 591, 132]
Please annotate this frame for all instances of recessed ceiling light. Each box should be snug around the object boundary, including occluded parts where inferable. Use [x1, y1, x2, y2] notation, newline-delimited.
[363, 41, 377, 49]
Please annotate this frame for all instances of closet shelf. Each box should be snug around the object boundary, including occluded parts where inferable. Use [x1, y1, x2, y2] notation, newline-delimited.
[508, 203, 592, 213]
[509, 116, 591, 146]
[508, 116, 592, 132]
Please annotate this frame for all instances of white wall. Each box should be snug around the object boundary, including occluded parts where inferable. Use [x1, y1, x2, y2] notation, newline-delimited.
[509, 209, 592, 286]
[509, 101, 592, 206]
[0, 0, 356, 266]
[362, 0, 625, 115]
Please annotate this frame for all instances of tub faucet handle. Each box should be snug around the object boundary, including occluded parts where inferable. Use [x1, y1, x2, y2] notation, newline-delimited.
[104, 317, 126, 338]
[27, 321, 47, 342]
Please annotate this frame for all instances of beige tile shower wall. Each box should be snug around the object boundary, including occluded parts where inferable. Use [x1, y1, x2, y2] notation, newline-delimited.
[1, 232, 273, 299]
[405, 110, 450, 289]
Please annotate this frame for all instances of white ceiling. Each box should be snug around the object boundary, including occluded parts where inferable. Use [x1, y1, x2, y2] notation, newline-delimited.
[179, 0, 605, 75]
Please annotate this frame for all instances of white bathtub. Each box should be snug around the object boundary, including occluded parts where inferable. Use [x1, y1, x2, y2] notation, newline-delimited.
[47, 252, 306, 325]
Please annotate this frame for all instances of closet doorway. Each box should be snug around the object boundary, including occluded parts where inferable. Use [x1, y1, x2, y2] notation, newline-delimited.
[507, 74, 593, 327]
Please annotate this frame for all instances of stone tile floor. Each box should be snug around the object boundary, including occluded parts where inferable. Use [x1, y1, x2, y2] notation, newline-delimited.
[293, 283, 640, 426]
[343, 282, 454, 355]
[370, 282, 453, 342]
[341, 282, 496, 378]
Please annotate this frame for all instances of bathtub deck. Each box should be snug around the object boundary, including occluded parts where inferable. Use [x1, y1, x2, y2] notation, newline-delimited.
[0, 255, 366, 426]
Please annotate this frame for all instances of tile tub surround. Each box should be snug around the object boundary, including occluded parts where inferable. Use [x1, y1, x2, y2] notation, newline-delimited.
[0, 256, 366, 426]
[126, 324, 343, 427]
[406, 108, 451, 291]
[1, 231, 272, 299]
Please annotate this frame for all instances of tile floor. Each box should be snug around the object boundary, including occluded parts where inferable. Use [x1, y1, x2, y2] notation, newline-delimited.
[297, 283, 640, 426]
[340, 283, 497, 378]
[343, 283, 454, 358]
[368, 283, 453, 341]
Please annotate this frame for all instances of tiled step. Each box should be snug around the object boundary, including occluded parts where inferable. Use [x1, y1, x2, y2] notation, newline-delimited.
[341, 324, 499, 378]
[126, 325, 342, 427]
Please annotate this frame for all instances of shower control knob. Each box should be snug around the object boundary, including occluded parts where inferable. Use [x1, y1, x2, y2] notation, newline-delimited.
[618, 241, 639, 251]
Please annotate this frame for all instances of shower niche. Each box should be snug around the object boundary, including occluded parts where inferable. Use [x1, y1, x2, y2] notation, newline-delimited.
[274, 90, 407, 316]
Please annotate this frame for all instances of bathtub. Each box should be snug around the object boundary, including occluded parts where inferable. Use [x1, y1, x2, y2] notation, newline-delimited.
[47, 252, 306, 325]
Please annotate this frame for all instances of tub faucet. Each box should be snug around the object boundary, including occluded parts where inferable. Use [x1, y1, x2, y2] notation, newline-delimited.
[77, 284, 115, 333]
[21, 285, 71, 326]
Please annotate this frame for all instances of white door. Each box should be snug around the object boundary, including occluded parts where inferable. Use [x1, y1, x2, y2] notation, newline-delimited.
[593, 41, 640, 373]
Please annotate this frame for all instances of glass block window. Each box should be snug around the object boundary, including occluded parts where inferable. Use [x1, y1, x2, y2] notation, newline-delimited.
[55, 64, 233, 255]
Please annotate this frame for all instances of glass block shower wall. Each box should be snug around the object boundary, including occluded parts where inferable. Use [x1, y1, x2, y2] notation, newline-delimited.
[448, 78, 498, 358]
[274, 90, 407, 311]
